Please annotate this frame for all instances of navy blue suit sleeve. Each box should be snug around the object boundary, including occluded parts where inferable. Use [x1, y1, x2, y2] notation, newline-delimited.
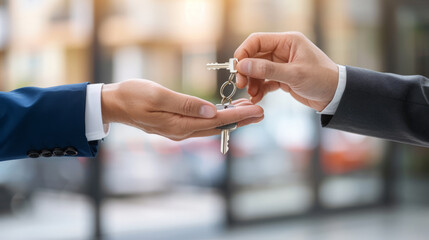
[322, 66, 429, 147]
[0, 83, 99, 161]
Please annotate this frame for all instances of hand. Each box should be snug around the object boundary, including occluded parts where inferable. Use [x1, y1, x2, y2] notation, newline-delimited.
[100, 79, 264, 141]
[234, 32, 339, 112]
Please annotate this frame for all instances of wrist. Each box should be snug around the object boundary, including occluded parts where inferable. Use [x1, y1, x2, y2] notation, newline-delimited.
[101, 83, 122, 124]
[319, 64, 346, 115]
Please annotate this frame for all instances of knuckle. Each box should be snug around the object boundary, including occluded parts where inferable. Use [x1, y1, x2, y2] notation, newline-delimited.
[181, 97, 195, 115]
[249, 32, 262, 40]
[258, 62, 274, 78]
[233, 48, 239, 57]
[286, 32, 306, 43]
[248, 32, 257, 38]
[153, 87, 164, 103]
[289, 31, 304, 39]
[145, 85, 163, 107]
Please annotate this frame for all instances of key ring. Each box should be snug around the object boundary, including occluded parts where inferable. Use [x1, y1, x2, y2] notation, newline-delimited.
[220, 73, 237, 105]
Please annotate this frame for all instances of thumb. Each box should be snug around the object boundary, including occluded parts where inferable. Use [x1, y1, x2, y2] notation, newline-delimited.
[160, 90, 217, 118]
[237, 58, 294, 83]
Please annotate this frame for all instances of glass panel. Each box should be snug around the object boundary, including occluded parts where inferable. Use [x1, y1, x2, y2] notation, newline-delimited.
[319, 0, 386, 209]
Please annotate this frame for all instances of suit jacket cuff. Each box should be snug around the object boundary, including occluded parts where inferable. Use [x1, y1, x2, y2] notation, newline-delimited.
[321, 66, 429, 147]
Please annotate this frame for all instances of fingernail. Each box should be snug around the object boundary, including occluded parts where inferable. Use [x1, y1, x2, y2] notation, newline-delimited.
[240, 60, 252, 75]
[250, 97, 257, 104]
[200, 105, 216, 118]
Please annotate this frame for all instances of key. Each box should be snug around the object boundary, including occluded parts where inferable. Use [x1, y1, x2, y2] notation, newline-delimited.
[216, 104, 237, 154]
[220, 129, 230, 155]
[207, 58, 238, 73]
[207, 58, 239, 154]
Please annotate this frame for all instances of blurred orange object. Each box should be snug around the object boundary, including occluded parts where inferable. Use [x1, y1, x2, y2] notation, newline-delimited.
[321, 130, 375, 175]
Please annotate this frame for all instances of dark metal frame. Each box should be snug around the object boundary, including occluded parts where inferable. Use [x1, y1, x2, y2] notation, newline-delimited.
[88, 0, 106, 239]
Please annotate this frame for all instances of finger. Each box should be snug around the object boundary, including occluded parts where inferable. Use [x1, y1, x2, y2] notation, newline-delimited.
[251, 81, 280, 103]
[236, 73, 248, 89]
[251, 89, 264, 104]
[264, 80, 282, 93]
[234, 32, 291, 60]
[236, 115, 264, 127]
[187, 116, 264, 138]
[159, 89, 217, 118]
[232, 98, 252, 105]
[279, 82, 292, 93]
[184, 105, 264, 131]
[214, 99, 252, 108]
[247, 77, 262, 97]
[237, 58, 295, 83]
[233, 101, 254, 106]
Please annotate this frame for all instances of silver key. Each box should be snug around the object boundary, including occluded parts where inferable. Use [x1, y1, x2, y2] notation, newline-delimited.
[220, 129, 230, 155]
[216, 104, 237, 154]
[207, 58, 238, 73]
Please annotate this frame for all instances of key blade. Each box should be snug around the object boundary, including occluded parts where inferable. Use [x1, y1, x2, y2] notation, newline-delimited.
[221, 129, 229, 154]
[206, 58, 238, 73]
[206, 62, 229, 70]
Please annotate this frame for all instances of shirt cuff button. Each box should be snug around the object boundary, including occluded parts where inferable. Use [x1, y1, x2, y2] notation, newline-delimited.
[53, 148, 65, 157]
[41, 149, 53, 158]
[64, 147, 78, 156]
[27, 150, 40, 158]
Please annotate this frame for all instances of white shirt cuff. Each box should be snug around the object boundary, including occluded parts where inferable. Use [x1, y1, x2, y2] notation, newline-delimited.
[85, 83, 110, 141]
[319, 65, 347, 115]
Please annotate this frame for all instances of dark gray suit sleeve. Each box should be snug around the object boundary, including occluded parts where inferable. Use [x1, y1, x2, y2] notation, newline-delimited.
[322, 66, 429, 147]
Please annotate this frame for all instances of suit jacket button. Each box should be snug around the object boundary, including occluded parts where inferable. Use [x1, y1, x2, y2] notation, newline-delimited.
[27, 150, 40, 158]
[64, 147, 78, 156]
[53, 148, 65, 156]
[41, 149, 53, 158]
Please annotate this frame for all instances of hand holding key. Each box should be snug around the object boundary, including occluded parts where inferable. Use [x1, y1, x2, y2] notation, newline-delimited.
[101, 79, 264, 141]
[234, 32, 339, 112]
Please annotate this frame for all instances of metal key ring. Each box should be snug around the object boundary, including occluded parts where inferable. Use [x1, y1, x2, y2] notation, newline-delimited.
[220, 73, 237, 102]
[221, 98, 232, 105]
